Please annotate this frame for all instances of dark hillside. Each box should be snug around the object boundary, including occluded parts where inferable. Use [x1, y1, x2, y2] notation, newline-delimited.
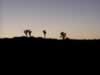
[0, 37, 99, 67]
[0, 36, 100, 50]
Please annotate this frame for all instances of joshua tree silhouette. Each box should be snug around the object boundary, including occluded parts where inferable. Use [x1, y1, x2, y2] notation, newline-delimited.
[60, 32, 66, 40]
[24, 29, 32, 37]
[42, 30, 47, 38]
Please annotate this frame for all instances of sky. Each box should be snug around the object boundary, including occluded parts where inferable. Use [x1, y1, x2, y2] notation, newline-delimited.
[0, 0, 100, 39]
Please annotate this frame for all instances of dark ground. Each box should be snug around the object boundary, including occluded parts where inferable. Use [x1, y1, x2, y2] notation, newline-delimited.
[0, 36, 99, 71]
[0, 36, 99, 61]
[0, 36, 100, 50]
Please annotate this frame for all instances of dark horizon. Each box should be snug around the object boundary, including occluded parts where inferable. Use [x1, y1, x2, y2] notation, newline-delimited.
[0, 36, 100, 50]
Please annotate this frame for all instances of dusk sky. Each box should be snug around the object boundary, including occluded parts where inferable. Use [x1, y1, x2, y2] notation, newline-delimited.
[0, 0, 100, 39]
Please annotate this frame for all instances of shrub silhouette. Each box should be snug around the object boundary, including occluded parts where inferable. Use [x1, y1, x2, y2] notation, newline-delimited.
[60, 32, 66, 40]
[42, 30, 47, 38]
[24, 29, 32, 37]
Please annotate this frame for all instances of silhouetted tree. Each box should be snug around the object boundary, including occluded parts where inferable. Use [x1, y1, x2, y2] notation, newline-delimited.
[60, 32, 66, 40]
[42, 30, 47, 38]
[24, 29, 32, 37]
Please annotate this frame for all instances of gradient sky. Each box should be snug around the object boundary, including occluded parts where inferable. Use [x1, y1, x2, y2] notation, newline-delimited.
[0, 0, 100, 39]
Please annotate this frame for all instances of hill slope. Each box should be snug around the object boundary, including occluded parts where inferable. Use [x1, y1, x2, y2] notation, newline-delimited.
[0, 36, 100, 49]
